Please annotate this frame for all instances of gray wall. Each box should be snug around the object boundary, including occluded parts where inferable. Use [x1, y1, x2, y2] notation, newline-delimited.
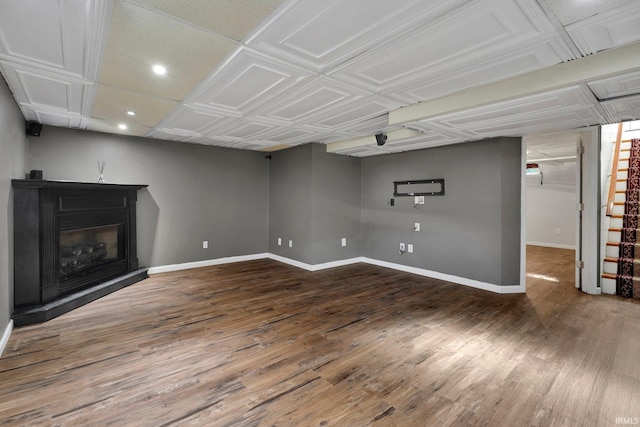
[27, 127, 269, 267]
[268, 144, 313, 263]
[309, 144, 362, 263]
[269, 143, 362, 264]
[361, 138, 521, 286]
[0, 77, 28, 331]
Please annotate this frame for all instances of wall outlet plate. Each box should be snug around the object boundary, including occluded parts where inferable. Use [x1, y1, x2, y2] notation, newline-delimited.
[202, 240, 208, 249]
[414, 222, 420, 231]
[289, 240, 293, 248]
[341, 237, 347, 247]
[399, 243, 405, 251]
[277, 237, 282, 246]
[407, 243, 414, 253]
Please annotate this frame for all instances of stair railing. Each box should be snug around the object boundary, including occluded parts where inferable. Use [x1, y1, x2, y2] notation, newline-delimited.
[606, 123, 624, 217]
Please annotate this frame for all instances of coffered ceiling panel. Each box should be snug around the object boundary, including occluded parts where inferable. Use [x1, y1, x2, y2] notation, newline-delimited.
[149, 105, 233, 141]
[256, 126, 321, 145]
[0, 66, 87, 115]
[0, 0, 108, 129]
[329, 0, 564, 94]
[21, 106, 84, 129]
[0, 0, 106, 78]
[261, 77, 368, 124]
[543, 0, 635, 26]
[186, 48, 312, 115]
[601, 94, 640, 123]
[566, 1, 640, 55]
[213, 119, 276, 141]
[588, 71, 640, 100]
[247, 0, 445, 72]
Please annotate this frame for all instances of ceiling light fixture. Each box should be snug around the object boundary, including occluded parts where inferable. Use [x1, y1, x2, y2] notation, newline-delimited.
[118, 123, 128, 130]
[126, 110, 136, 116]
[152, 64, 167, 75]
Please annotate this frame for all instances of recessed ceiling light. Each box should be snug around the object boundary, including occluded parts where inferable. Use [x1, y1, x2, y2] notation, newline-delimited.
[152, 64, 167, 75]
[118, 124, 128, 130]
[126, 110, 136, 116]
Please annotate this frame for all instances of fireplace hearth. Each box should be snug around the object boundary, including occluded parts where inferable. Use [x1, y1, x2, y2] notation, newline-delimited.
[12, 180, 148, 326]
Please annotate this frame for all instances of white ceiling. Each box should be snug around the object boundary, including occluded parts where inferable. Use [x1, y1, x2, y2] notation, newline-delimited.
[1, 0, 640, 157]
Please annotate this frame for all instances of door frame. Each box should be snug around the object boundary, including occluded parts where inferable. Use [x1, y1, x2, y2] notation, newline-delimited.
[520, 126, 600, 294]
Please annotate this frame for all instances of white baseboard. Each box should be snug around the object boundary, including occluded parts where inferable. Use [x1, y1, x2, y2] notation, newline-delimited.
[148, 253, 270, 274]
[267, 254, 363, 271]
[0, 319, 13, 357]
[148, 253, 525, 294]
[268, 254, 524, 294]
[526, 241, 576, 250]
[361, 258, 525, 294]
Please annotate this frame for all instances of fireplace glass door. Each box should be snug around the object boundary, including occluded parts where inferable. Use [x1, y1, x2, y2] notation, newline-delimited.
[59, 224, 123, 277]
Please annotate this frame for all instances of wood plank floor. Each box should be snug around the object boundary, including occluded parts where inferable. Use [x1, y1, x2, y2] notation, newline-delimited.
[2, 247, 640, 426]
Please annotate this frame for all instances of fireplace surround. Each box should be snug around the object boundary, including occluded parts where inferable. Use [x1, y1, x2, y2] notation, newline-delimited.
[12, 180, 148, 326]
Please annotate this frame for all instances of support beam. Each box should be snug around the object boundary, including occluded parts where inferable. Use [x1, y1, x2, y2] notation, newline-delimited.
[389, 41, 640, 126]
[326, 128, 422, 153]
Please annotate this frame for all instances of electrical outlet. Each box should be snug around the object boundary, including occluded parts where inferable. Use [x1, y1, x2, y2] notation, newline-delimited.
[408, 243, 413, 253]
[341, 237, 347, 247]
[417, 196, 425, 204]
[289, 240, 293, 248]
[399, 243, 405, 251]
[277, 237, 282, 246]
[414, 222, 420, 231]
[202, 240, 208, 249]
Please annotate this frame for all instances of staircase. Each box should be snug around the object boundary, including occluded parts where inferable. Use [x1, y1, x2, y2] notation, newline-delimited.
[602, 138, 640, 299]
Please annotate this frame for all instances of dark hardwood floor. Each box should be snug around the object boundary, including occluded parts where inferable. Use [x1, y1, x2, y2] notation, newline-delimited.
[1, 247, 640, 426]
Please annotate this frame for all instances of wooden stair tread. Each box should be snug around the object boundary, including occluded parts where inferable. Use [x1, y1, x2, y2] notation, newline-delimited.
[607, 241, 620, 246]
[602, 272, 617, 279]
[604, 257, 618, 263]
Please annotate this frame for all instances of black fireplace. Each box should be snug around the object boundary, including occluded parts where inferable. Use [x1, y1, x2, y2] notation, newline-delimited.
[12, 180, 148, 326]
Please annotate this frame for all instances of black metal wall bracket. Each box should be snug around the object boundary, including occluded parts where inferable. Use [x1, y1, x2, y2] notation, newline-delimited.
[393, 179, 445, 197]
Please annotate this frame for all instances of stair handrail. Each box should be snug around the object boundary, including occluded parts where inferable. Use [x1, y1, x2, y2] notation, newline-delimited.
[606, 122, 624, 217]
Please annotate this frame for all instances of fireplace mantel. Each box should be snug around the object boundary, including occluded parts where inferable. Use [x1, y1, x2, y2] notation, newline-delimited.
[11, 179, 147, 191]
[12, 179, 148, 326]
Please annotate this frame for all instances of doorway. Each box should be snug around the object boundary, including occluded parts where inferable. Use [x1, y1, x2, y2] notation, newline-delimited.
[522, 129, 591, 294]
